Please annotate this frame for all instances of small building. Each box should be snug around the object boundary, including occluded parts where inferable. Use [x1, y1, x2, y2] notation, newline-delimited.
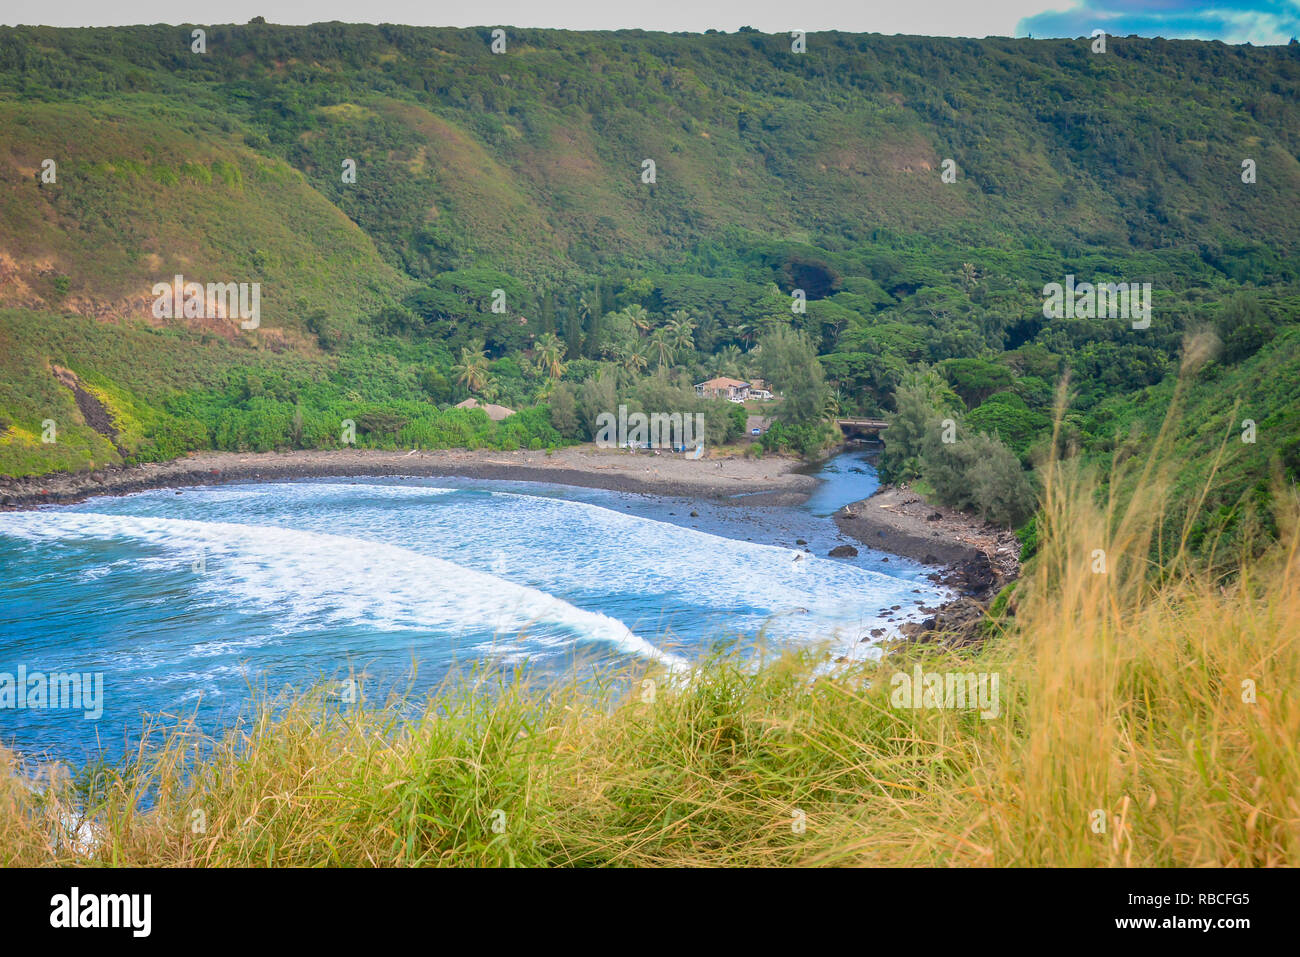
[455, 397, 516, 421]
[694, 376, 750, 401]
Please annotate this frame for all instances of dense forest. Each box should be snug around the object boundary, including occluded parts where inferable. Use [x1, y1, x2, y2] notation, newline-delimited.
[1, 23, 1297, 556]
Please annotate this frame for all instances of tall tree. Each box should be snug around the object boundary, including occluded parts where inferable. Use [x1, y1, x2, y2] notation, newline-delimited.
[649, 327, 674, 371]
[624, 304, 651, 335]
[758, 326, 828, 426]
[619, 342, 649, 375]
[534, 332, 567, 381]
[562, 301, 584, 357]
[539, 289, 556, 336]
[453, 340, 490, 395]
[667, 310, 695, 357]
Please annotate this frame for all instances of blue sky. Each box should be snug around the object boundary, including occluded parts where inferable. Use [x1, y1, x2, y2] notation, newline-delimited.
[1019, 1, 1300, 44]
[5, 1, 1299, 44]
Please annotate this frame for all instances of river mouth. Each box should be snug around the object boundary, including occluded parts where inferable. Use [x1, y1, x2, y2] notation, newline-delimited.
[0, 454, 948, 767]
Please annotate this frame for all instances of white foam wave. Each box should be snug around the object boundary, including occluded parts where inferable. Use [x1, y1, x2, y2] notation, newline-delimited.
[410, 489, 951, 647]
[0, 512, 683, 669]
[39, 479, 952, 653]
[184, 482, 459, 502]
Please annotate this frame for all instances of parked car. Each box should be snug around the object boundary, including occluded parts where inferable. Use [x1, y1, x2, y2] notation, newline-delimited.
[751, 427, 762, 436]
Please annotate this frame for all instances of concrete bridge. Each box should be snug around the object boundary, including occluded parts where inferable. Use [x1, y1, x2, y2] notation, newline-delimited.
[836, 417, 889, 438]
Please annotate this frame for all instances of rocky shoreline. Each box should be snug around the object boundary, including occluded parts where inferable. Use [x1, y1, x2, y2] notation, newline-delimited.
[835, 483, 1021, 648]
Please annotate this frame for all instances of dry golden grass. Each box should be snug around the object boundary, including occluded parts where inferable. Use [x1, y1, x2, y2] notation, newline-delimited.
[3, 369, 1297, 866]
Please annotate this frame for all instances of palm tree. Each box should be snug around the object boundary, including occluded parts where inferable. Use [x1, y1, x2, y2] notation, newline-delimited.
[734, 320, 763, 349]
[649, 327, 674, 370]
[453, 340, 490, 394]
[820, 390, 843, 424]
[694, 312, 718, 352]
[711, 344, 743, 377]
[533, 332, 566, 381]
[624, 304, 651, 335]
[667, 310, 695, 356]
[619, 343, 649, 375]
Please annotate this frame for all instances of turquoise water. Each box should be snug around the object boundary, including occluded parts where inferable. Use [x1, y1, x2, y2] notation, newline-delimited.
[0, 451, 947, 764]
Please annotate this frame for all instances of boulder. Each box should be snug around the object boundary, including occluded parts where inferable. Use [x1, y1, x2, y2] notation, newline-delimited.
[951, 553, 998, 598]
[899, 617, 937, 639]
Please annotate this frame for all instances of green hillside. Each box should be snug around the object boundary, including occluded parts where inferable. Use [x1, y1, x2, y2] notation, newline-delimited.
[4, 26, 1298, 284]
[0, 100, 407, 320]
[0, 23, 1297, 550]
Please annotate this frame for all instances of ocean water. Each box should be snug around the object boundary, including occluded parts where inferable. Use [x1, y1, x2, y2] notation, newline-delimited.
[0, 451, 948, 765]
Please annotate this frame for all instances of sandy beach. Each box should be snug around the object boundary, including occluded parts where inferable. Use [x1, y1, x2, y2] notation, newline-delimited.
[0, 446, 819, 510]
